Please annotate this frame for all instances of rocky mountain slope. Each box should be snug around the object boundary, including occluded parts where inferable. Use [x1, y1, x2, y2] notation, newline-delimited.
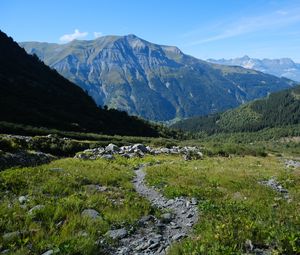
[172, 84, 300, 133]
[208, 55, 300, 82]
[0, 31, 160, 137]
[20, 35, 295, 121]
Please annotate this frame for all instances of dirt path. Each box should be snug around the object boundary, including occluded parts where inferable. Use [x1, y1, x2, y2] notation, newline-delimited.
[113, 164, 199, 255]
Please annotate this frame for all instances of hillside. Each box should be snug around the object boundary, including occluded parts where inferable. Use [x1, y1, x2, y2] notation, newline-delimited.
[20, 35, 295, 121]
[0, 31, 160, 137]
[208, 55, 300, 82]
[172, 85, 300, 133]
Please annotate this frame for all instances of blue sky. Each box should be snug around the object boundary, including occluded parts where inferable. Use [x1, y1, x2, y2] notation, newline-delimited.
[1, 0, 300, 61]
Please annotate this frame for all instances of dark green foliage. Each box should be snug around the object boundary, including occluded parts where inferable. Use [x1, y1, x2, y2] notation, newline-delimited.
[0, 30, 162, 137]
[172, 85, 300, 134]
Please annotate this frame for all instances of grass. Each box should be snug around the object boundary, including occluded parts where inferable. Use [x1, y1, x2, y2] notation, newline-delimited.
[145, 156, 300, 254]
[1, 133, 299, 254]
[0, 156, 162, 254]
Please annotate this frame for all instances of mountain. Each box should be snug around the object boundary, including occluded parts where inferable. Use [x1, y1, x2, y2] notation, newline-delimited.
[171, 84, 300, 133]
[207, 55, 300, 82]
[0, 30, 160, 137]
[20, 35, 295, 122]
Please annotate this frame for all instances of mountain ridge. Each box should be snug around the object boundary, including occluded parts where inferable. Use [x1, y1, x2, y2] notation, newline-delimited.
[20, 35, 296, 121]
[0, 30, 160, 137]
[208, 56, 300, 82]
[171, 84, 300, 133]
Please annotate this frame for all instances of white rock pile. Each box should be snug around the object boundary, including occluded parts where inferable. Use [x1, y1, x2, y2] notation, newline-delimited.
[75, 143, 203, 160]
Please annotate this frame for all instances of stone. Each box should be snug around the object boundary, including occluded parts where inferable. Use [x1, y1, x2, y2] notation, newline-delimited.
[132, 144, 148, 153]
[121, 153, 130, 158]
[260, 178, 289, 198]
[101, 154, 114, 160]
[41, 250, 54, 255]
[191, 198, 198, 205]
[105, 143, 119, 153]
[172, 233, 186, 241]
[161, 213, 173, 223]
[106, 228, 128, 240]
[81, 209, 101, 220]
[28, 205, 45, 215]
[18, 195, 28, 204]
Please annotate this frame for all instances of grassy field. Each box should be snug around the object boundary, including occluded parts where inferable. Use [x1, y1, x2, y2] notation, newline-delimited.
[0, 132, 300, 254]
[146, 155, 300, 254]
[0, 156, 165, 254]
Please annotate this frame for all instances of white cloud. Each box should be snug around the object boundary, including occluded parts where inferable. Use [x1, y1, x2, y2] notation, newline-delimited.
[185, 8, 300, 46]
[94, 32, 103, 38]
[59, 29, 88, 42]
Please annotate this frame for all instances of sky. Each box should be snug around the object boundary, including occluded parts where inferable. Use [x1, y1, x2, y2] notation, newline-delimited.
[1, 0, 300, 61]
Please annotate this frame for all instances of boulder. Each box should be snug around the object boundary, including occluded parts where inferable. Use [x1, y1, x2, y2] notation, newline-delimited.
[105, 143, 119, 153]
[81, 209, 101, 220]
[106, 228, 128, 240]
[132, 144, 148, 153]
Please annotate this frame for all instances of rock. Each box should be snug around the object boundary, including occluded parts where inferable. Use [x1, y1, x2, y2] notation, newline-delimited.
[160, 148, 170, 154]
[285, 159, 300, 168]
[186, 212, 193, 218]
[28, 205, 45, 215]
[260, 178, 289, 198]
[101, 154, 114, 160]
[41, 250, 54, 255]
[81, 209, 101, 220]
[161, 213, 173, 223]
[191, 198, 198, 205]
[245, 239, 254, 251]
[132, 144, 148, 153]
[105, 143, 119, 153]
[84, 184, 107, 193]
[172, 233, 186, 241]
[183, 154, 191, 161]
[18, 195, 28, 204]
[106, 228, 128, 240]
[138, 215, 155, 226]
[121, 153, 130, 158]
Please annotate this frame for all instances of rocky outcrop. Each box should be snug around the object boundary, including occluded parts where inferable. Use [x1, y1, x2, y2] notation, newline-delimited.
[259, 178, 289, 199]
[285, 159, 300, 168]
[75, 143, 203, 160]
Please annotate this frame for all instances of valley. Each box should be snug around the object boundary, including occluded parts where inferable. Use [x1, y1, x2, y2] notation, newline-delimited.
[0, 134, 299, 254]
[1, 1, 300, 253]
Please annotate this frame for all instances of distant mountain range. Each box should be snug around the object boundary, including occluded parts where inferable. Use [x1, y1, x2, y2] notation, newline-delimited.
[172, 84, 300, 133]
[0, 31, 160, 137]
[208, 55, 300, 82]
[20, 35, 295, 122]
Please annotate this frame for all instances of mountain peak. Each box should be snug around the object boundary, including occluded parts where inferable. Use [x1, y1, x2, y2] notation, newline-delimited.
[241, 55, 250, 60]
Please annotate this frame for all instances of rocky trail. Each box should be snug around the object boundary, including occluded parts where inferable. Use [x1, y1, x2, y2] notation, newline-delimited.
[111, 164, 199, 255]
